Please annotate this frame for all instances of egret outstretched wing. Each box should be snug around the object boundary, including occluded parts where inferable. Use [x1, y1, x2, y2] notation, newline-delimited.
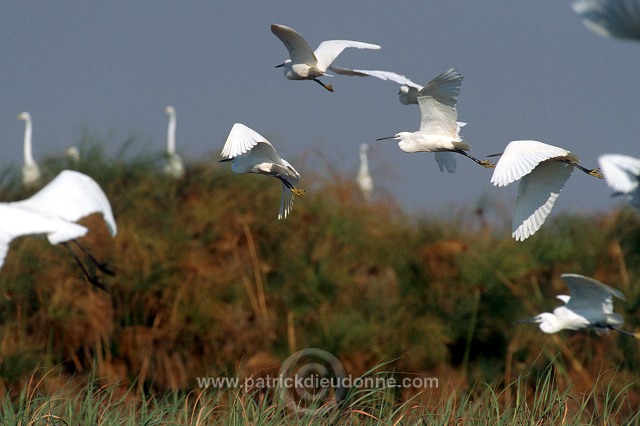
[271, 24, 318, 67]
[598, 154, 640, 194]
[328, 67, 421, 88]
[417, 68, 463, 136]
[221, 123, 273, 159]
[313, 40, 380, 72]
[572, 0, 640, 40]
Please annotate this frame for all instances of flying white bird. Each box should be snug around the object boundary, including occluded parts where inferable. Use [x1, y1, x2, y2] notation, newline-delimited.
[517, 273, 634, 336]
[490, 140, 603, 241]
[0, 170, 117, 290]
[598, 153, 640, 207]
[572, 0, 640, 41]
[357, 143, 374, 202]
[376, 68, 494, 172]
[17, 112, 41, 188]
[329, 67, 423, 105]
[271, 24, 381, 92]
[163, 106, 185, 179]
[220, 123, 307, 219]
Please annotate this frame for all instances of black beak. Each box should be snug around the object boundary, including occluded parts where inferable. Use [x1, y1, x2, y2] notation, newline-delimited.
[375, 136, 396, 141]
[219, 158, 232, 163]
[275, 63, 285, 68]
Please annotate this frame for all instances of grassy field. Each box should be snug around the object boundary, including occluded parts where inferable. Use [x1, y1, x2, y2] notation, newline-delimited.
[1, 137, 639, 423]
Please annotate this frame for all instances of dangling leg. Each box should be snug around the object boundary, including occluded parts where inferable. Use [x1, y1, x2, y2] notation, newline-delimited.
[277, 176, 308, 197]
[61, 242, 107, 291]
[312, 78, 334, 93]
[70, 240, 115, 276]
[566, 161, 604, 179]
[610, 325, 638, 338]
[453, 149, 495, 168]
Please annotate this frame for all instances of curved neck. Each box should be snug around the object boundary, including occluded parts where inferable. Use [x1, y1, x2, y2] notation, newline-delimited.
[22, 117, 34, 165]
[359, 149, 369, 174]
[167, 111, 176, 154]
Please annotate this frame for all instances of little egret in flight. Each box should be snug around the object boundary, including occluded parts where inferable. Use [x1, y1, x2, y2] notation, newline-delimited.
[572, 0, 640, 41]
[163, 106, 185, 179]
[220, 123, 307, 219]
[376, 68, 494, 172]
[490, 140, 603, 241]
[17, 112, 41, 188]
[357, 143, 374, 202]
[271, 24, 381, 92]
[0, 170, 117, 290]
[329, 67, 422, 105]
[517, 273, 634, 336]
[598, 153, 640, 207]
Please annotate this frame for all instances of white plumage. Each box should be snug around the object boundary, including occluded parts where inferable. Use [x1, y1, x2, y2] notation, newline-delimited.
[357, 143, 374, 202]
[163, 106, 185, 179]
[598, 153, 640, 207]
[220, 123, 307, 219]
[330, 68, 423, 105]
[17, 111, 41, 189]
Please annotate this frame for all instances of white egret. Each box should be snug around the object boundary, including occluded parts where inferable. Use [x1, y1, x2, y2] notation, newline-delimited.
[376, 68, 494, 172]
[329, 67, 422, 105]
[490, 140, 603, 241]
[357, 143, 374, 202]
[66, 146, 81, 164]
[163, 106, 185, 179]
[220, 123, 307, 219]
[0, 170, 117, 290]
[271, 24, 381, 92]
[572, 0, 640, 41]
[17, 112, 41, 188]
[516, 273, 634, 336]
[598, 153, 640, 207]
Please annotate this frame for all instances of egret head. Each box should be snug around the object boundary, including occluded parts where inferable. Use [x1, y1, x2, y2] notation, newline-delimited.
[360, 143, 369, 152]
[164, 105, 175, 116]
[375, 133, 402, 142]
[515, 312, 562, 334]
[17, 111, 31, 121]
[275, 59, 291, 68]
[398, 85, 410, 95]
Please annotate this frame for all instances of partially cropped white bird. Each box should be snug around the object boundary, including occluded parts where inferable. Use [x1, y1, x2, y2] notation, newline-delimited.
[17, 112, 41, 188]
[329, 68, 423, 105]
[572, 0, 640, 41]
[220, 123, 307, 219]
[376, 68, 494, 172]
[517, 273, 633, 336]
[271, 24, 381, 92]
[490, 140, 603, 241]
[598, 153, 640, 207]
[357, 143, 374, 202]
[0, 170, 117, 290]
[163, 106, 185, 179]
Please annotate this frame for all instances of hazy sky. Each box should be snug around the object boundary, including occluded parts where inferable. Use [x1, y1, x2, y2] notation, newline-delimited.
[3, 1, 639, 219]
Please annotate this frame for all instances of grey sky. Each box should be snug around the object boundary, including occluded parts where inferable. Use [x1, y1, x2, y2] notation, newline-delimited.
[3, 1, 639, 219]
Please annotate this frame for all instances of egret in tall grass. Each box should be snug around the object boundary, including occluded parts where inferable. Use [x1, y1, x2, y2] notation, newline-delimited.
[572, 0, 640, 41]
[490, 140, 603, 241]
[220, 123, 307, 219]
[516, 273, 634, 336]
[376, 69, 494, 172]
[329, 67, 422, 105]
[271, 24, 381, 92]
[598, 153, 640, 207]
[164, 106, 185, 178]
[17, 112, 41, 188]
[0, 170, 117, 290]
[357, 143, 374, 202]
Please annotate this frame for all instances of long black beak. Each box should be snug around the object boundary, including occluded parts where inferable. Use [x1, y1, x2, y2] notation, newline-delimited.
[275, 63, 285, 68]
[375, 136, 397, 141]
[219, 158, 232, 163]
[487, 152, 504, 158]
[514, 315, 539, 325]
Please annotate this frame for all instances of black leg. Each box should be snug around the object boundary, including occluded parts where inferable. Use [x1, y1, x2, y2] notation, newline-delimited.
[453, 150, 495, 168]
[312, 78, 334, 92]
[566, 161, 604, 179]
[70, 240, 115, 276]
[61, 242, 107, 291]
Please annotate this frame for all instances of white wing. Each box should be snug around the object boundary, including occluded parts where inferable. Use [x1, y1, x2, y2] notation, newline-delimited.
[271, 24, 318, 66]
[572, 0, 640, 40]
[328, 68, 422, 88]
[561, 273, 625, 317]
[313, 40, 380, 72]
[434, 152, 457, 173]
[598, 154, 640, 194]
[512, 161, 573, 241]
[417, 68, 463, 136]
[278, 182, 294, 220]
[13, 170, 117, 237]
[221, 123, 273, 159]
[491, 140, 576, 187]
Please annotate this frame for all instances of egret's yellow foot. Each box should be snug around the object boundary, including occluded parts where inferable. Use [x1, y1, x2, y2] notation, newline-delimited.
[325, 84, 334, 93]
[480, 160, 496, 169]
[589, 168, 604, 179]
[291, 188, 308, 197]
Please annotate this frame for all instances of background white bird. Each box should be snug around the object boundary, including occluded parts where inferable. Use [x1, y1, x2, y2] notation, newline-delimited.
[490, 140, 603, 241]
[271, 24, 381, 92]
[598, 153, 640, 207]
[572, 0, 640, 41]
[357, 143, 374, 202]
[17, 111, 41, 189]
[220, 123, 307, 219]
[376, 68, 494, 173]
[516, 273, 633, 336]
[163, 105, 185, 179]
[0, 170, 117, 289]
[329, 67, 423, 105]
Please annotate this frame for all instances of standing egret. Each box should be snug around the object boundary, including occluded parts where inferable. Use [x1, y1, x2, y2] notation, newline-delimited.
[357, 143, 374, 202]
[376, 68, 494, 172]
[572, 0, 640, 41]
[163, 106, 185, 179]
[516, 273, 634, 336]
[490, 140, 603, 241]
[220, 123, 307, 219]
[271, 24, 381, 92]
[598, 153, 640, 207]
[17, 112, 41, 188]
[328, 67, 423, 105]
[0, 170, 117, 290]
[66, 146, 81, 164]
